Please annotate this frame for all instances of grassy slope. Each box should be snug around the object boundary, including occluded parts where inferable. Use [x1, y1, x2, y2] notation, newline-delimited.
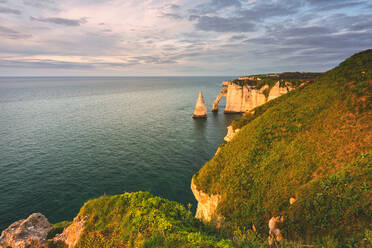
[193, 49, 372, 244]
[68, 192, 237, 248]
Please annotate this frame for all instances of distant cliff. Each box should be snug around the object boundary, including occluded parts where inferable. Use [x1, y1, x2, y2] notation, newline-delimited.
[212, 73, 321, 113]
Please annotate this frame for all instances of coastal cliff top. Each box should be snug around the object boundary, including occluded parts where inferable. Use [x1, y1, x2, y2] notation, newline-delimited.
[230, 72, 322, 89]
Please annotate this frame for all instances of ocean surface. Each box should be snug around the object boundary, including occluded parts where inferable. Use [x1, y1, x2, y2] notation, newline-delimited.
[0, 77, 241, 230]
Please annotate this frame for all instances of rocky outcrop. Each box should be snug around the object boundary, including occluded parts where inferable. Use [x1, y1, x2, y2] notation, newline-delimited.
[267, 81, 293, 101]
[213, 81, 293, 113]
[212, 84, 228, 112]
[0, 213, 53, 248]
[191, 179, 220, 222]
[224, 125, 240, 142]
[53, 216, 85, 248]
[192, 91, 208, 118]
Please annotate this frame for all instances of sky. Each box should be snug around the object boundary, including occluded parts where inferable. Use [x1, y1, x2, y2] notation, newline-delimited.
[0, 0, 371, 76]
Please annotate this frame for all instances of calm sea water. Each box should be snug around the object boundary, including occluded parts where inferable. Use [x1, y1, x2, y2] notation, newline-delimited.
[0, 77, 240, 230]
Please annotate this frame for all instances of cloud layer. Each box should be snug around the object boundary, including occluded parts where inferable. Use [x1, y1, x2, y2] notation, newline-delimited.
[0, 0, 371, 76]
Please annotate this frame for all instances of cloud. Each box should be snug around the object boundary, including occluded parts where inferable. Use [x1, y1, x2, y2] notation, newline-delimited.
[0, 59, 93, 69]
[188, 15, 199, 21]
[160, 13, 183, 20]
[190, 0, 241, 15]
[195, 16, 256, 32]
[193, 0, 303, 33]
[349, 21, 372, 31]
[230, 34, 246, 41]
[30, 17, 87, 26]
[164, 4, 180, 10]
[0, 7, 21, 15]
[0, 0, 371, 75]
[158, 3, 184, 20]
[238, 0, 303, 21]
[0, 26, 31, 39]
[23, 0, 55, 8]
[284, 32, 372, 50]
[275, 26, 331, 37]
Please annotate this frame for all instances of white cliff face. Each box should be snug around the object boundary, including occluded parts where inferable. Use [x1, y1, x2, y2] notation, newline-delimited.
[224, 125, 240, 142]
[267, 81, 293, 101]
[193, 91, 208, 118]
[213, 81, 293, 113]
[224, 83, 246, 113]
[191, 179, 220, 222]
[0, 213, 53, 248]
[212, 87, 227, 112]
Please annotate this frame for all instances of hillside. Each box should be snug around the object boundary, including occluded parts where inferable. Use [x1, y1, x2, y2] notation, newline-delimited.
[46, 192, 237, 248]
[192, 49, 372, 245]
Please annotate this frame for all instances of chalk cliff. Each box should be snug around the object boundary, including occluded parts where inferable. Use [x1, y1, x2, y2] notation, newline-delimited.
[224, 125, 240, 142]
[191, 178, 220, 222]
[212, 80, 293, 113]
[192, 91, 208, 118]
[212, 87, 227, 112]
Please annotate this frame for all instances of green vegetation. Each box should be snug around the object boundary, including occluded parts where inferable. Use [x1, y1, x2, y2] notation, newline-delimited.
[232, 72, 321, 89]
[193, 49, 372, 245]
[49, 191, 239, 248]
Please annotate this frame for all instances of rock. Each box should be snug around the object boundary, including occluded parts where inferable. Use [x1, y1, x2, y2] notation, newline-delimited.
[222, 80, 230, 87]
[268, 216, 284, 246]
[53, 216, 85, 248]
[0, 213, 53, 248]
[212, 87, 227, 112]
[212, 80, 293, 113]
[192, 91, 208, 118]
[267, 81, 292, 101]
[224, 125, 240, 142]
[191, 178, 220, 222]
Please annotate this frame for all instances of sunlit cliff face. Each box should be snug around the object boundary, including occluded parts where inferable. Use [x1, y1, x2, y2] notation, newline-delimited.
[1, 0, 371, 76]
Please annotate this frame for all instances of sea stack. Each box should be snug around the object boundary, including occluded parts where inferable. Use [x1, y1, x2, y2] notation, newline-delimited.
[192, 91, 208, 118]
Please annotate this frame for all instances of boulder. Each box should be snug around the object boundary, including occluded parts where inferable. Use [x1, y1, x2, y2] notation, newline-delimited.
[0, 213, 53, 248]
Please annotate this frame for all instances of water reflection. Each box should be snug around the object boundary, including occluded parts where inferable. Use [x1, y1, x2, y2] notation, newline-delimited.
[193, 118, 207, 137]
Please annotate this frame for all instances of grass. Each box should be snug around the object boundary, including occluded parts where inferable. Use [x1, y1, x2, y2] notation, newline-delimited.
[193, 49, 372, 245]
[53, 191, 239, 248]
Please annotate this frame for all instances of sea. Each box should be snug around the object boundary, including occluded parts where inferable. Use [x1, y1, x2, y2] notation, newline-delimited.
[0, 77, 241, 230]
